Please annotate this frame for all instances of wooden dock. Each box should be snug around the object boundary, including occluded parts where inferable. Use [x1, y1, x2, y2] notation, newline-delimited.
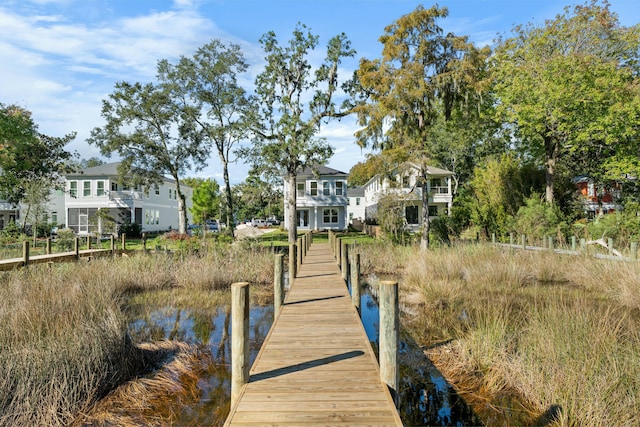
[224, 242, 403, 426]
[0, 248, 114, 271]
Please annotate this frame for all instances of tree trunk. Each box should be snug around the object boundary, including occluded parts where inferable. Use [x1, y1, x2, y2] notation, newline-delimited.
[175, 180, 187, 234]
[544, 134, 558, 205]
[222, 159, 235, 238]
[420, 173, 430, 251]
[287, 173, 297, 243]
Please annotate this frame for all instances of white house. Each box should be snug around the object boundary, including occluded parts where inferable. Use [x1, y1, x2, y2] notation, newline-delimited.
[284, 166, 348, 231]
[347, 185, 366, 225]
[58, 162, 193, 235]
[363, 162, 453, 229]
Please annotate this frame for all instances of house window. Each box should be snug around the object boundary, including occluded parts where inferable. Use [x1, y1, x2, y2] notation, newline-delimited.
[336, 181, 344, 196]
[431, 178, 442, 187]
[155, 210, 160, 224]
[155, 184, 160, 195]
[403, 176, 410, 188]
[356, 197, 361, 206]
[69, 181, 77, 198]
[323, 182, 330, 196]
[406, 206, 419, 224]
[310, 182, 318, 196]
[297, 182, 305, 197]
[51, 212, 58, 224]
[145, 188, 150, 199]
[111, 182, 118, 191]
[96, 181, 105, 197]
[323, 208, 338, 224]
[428, 206, 438, 217]
[83, 181, 91, 197]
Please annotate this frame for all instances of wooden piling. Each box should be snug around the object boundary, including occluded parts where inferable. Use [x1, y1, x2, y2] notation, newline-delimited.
[608, 238, 614, 256]
[350, 252, 361, 316]
[289, 243, 297, 283]
[379, 280, 399, 407]
[521, 234, 526, 250]
[121, 233, 126, 251]
[22, 241, 29, 266]
[341, 239, 348, 281]
[548, 236, 553, 251]
[274, 254, 284, 314]
[571, 236, 576, 252]
[231, 282, 250, 409]
[74, 237, 80, 259]
[46, 238, 52, 255]
[87, 235, 91, 250]
[297, 237, 303, 270]
[110, 235, 115, 253]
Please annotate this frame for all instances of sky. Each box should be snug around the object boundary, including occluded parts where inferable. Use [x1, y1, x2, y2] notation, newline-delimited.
[2, 0, 639, 184]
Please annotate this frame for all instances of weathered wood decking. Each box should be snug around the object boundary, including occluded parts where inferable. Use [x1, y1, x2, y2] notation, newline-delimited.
[224, 242, 402, 426]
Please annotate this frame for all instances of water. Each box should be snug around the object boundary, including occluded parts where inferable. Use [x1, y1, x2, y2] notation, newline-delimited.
[122, 282, 482, 426]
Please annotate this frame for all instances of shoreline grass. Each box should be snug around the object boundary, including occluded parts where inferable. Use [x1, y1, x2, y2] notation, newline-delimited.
[359, 242, 640, 426]
[0, 240, 274, 426]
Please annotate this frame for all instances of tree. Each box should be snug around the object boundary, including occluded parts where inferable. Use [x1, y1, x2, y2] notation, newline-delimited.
[247, 23, 356, 243]
[158, 40, 253, 238]
[0, 104, 75, 206]
[492, 0, 640, 205]
[232, 168, 283, 222]
[352, 5, 491, 250]
[187, 178, 221, 225]
[88, 81, 208, 234]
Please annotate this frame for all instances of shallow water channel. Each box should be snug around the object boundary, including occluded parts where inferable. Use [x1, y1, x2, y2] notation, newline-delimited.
[125, 280, 482, 426]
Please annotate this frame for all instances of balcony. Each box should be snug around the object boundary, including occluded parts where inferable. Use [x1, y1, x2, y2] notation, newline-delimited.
[108, 191, 143, 201]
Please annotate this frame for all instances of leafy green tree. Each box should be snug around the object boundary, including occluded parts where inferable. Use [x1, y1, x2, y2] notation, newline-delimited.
[158, 40, 253, 238]
[352, 5, 491, 249]
[492, 0, 640, 205]
[0, 104, 75, 206]
[232, 168, 283, 222]
[88, 80, 208, 234]
[187, 178, 221, 225]
[247, 23, 356, 243]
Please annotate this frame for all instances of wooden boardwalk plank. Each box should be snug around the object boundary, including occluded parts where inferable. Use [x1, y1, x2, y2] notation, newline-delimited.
[224, 242, 402, 426]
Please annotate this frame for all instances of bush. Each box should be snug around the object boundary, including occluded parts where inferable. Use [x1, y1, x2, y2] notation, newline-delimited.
[56, 228, 76, 251]
[512, 195, 570, 243]
[119, 222, 142, 239]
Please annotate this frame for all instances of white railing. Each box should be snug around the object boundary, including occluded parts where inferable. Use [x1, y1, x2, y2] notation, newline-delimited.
[109, 191, 143, 201]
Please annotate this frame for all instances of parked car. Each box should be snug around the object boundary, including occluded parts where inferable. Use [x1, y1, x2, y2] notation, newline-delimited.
[266, 218, 280, 226]
[252, 218, 268, 227]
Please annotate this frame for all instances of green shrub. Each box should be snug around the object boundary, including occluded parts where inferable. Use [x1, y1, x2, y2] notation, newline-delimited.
[119, 222, 142, 238]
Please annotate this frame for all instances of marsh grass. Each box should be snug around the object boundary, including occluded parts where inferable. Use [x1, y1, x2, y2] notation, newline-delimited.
[0, 242, 274, 426]
[360, 243, 640, 426]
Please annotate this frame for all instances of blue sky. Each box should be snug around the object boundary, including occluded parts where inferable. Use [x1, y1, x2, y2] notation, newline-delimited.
[2, 0, 639, 183]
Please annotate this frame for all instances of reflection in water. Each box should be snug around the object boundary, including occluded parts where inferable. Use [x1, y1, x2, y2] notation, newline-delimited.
[127, 303, 274, 426]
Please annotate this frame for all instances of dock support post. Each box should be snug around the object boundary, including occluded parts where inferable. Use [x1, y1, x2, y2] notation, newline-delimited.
[46, 238, 52, 255]
[350, 252, 361, 316]
[74, 237, 80, 260]
[231, 282, 250, 409]
[631, 242, 638, 261]
[288, 243, 297, 283]
[87, 235, 91, 250]
[380, 280, 399, 407]
[608, 238, 614, 256]
[341, 239, 348, 281]
[110, 235, 115, 253]
[297, 237, 303, 270]
[121, 233, 126, 251]
[22, 241, 29, 266]
[274, 254, 284, 314]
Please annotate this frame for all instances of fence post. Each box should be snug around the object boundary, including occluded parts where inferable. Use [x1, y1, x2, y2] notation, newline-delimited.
[46, 238, 52, 255]
[274, 254, 284, 315]
[110, 235, 115, 253]
[521, 234, 526, 250]
[231, 282, 250, 409]
[571, 236, 576, 252]
[288, 243, 297, 283]
[341, 239, 348, 281]
[608, 238, 614, 256]
[350, 252, 361, 316]
[631, 242, 638, 261]
[22, 241, 29, 266]
[491, 233, 496, 244]
[580, 238, 586, 252]
[548, 236, 554, 251]
[121, 233, 126, 251]
[87, 235, 91, 250]
[510, 233, 514, 246]
[379, 280, 399, 407]
[74, 237, 80, 259]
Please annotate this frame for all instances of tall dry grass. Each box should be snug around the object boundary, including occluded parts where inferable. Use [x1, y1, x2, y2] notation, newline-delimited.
[0, 242, 274, 426]
[362, 243, 640, 426]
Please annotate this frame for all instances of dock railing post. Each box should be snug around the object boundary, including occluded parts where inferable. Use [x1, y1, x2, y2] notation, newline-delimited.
[87, 235, 91, 250]
[521, 234, 526, 250]
[121, 233, 126, 251]
[571, 236, 576, 252]
[631, 242, 638, 261]
[341, 239, 348, 281]
[110, 235, 115, 253]
[274, 254, 284, 314]
[46, 238, 52, 255]
[608, 238, 614, 256]
[379, 280, 399, 407]
[297, 237, 303, 270]
[548, 236, 554, 251]
[231, 282, 250, 409]
[74, 237, 80, 260]
[289, 243, 297, 283]
[22, 241, 29, 267]
[350, 252, 361, 316]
